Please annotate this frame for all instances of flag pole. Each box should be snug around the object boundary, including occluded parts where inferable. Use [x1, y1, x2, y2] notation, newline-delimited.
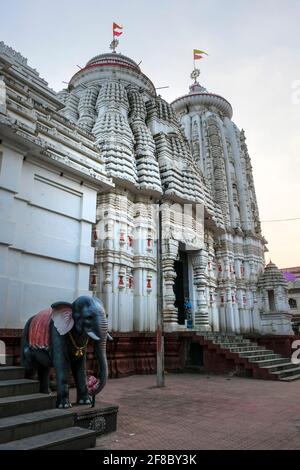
[112, 24, 116, 53]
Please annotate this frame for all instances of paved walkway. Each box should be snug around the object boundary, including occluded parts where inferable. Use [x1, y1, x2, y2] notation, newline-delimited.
[94, 373, 300, 450]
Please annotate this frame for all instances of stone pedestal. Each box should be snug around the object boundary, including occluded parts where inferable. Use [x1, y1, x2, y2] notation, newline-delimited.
[260, 312, 294, 336]
[70, 402, 118, 437]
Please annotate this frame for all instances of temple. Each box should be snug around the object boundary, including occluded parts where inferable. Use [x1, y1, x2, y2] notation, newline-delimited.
[0, 41, 295, 375]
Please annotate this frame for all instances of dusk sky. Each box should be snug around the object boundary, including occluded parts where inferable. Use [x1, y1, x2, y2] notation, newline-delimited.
[2, 0, 300, 267]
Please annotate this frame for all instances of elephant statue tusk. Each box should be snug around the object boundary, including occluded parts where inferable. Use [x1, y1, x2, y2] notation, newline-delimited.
[107, 332, 113, 341]
[87, 331, 100, 341]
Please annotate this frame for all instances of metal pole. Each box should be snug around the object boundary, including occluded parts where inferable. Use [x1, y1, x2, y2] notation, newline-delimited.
[156, 201, 165, 387]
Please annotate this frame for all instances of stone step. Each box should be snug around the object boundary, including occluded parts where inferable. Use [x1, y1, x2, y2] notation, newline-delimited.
[198, 333, 300, 381]
[0, 426, 96, 450]
[280, 373, 300, 382]
[239, 349, 274, 357]
[204, 333, 242, 339]
[218, 338, 250, 345]
[0, 367, 25, 381]
[260, 362, 297, 373]
[215, 342, 253, 348]
[271, 367, 300, 379]
[0, 409, 74, 444]
[0, 379, 39, 398]
[0, 355, 14, 366]
[0, 393, 56, 418]
[207, 336, 246, 342]
[249, 357, 288, 367]
[228, 346, 264, 353]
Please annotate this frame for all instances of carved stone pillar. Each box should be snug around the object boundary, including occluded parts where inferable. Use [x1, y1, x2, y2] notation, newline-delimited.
[162, 239, 178, 327]
[192, 250, 211, 331]
[102, 261, 113, 330]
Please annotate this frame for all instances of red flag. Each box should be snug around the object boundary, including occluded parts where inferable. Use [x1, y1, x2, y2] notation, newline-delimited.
[113, 22, 123, 36]
[113, 22, 123, 30]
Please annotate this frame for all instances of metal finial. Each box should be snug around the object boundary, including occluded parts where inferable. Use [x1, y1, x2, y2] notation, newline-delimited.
[110, 38, 119, 53]
[190, 68, 200, 83]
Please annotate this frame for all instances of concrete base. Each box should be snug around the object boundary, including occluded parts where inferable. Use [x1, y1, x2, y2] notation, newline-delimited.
[70, 402, 118, 437]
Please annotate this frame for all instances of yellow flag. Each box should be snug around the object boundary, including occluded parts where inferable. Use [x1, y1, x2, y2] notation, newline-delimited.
[193, 49, 208, 55]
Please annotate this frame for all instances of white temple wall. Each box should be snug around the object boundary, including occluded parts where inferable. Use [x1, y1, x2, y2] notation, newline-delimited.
[95, 192, 158, 332]
[0, 141, 97, 329]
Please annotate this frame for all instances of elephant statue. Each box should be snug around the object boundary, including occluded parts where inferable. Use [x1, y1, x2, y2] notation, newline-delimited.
[21, 296, 108, 408]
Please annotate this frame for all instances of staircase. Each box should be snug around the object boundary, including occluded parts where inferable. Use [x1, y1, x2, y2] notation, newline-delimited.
[0, 366, 96, 449]
[195, 333, 300, 381]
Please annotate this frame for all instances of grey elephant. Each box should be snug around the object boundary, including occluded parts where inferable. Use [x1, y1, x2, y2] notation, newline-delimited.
[21, 296, 108, 408]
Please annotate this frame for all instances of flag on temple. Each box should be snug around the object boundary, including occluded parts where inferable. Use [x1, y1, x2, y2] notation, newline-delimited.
[113, 22, 123, 37]
[193, 49, 208, 60]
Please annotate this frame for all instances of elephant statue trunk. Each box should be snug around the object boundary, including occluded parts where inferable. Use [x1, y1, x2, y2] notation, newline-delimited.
[88, 316, 108, 396]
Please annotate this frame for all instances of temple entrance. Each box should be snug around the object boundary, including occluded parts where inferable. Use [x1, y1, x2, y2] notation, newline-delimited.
[173, 249, 189, 325]
[188, 343, 204, 366]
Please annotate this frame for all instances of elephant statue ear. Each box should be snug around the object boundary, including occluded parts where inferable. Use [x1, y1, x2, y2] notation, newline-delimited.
[51, 301, 74, 335]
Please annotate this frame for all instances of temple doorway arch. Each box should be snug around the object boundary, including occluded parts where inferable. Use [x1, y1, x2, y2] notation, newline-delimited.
[173, 246, 190, 325]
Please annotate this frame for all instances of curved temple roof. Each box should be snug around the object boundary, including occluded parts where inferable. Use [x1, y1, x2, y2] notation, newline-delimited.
[172, 81, 233, 119]
[68, 52, 156, 96]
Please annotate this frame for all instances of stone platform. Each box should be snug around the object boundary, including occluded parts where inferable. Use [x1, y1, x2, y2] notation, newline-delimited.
[69, 402, 118, 437]
[0, 366, 118, 449]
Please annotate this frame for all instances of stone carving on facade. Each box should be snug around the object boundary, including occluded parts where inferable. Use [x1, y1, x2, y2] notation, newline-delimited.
[191, 250, 211, 331]
[89, 415, 106, 433]
[162, 238, 179, 327]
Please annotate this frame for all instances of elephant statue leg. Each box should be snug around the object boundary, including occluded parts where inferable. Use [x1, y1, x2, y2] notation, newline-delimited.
[37, 365, 50, 394]
[23, 352, 36, 381]
[70, 358, 91, 405]
[52, 343, 72, 408]
[54, 364, 71, 408]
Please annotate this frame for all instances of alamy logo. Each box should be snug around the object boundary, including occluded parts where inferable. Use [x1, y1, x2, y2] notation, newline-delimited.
[291, 340, 300, 365]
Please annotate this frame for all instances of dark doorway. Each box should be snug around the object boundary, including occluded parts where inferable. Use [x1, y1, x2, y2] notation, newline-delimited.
[188, 343, 204, 366]
[268, 289, 275, 311]
[173, 250, 189, 325]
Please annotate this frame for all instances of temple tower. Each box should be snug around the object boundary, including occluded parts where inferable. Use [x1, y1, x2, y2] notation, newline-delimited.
[257, 261, 293, 335]
[171, 77, 266, 333]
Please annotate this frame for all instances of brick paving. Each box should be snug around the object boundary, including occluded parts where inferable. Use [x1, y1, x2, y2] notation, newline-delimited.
[94, 373, 300, 450]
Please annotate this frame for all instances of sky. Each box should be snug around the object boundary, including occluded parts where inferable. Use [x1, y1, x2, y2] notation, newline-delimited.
[1, 0, 300, 268]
